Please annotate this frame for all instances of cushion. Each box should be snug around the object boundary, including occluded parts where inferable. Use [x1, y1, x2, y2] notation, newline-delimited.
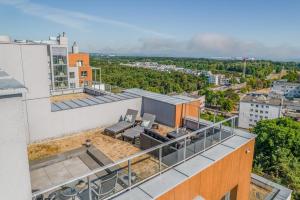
[141, 120, 150, 128]
[125, 114, 133, 123]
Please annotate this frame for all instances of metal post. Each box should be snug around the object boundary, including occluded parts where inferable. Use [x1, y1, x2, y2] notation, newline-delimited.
[183, 138, 187, 161]
[204, 129, 206, 149]
[88, 176, 92, 200]
[231, 117, 234, 136]
[159, 147, 162, 174]
[128, 160, 132, 189]
[219, 123, 222, 141]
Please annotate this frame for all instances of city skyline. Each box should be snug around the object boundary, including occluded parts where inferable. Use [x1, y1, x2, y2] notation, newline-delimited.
[1, 0, 300, 60]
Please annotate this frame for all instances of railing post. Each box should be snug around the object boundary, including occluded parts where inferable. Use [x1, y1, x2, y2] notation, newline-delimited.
[128, 160, 132, 189]
[159, 147, 162, 174]
[204, 129, 207, 150]
[231, 117, 234, 136]
[219, 123, 222, 141]
[183, 137, 187, 161]
[88, 176, 92, 200]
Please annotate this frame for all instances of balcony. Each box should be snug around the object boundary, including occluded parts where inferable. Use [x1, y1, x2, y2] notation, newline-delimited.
[30, 116, 253, 200]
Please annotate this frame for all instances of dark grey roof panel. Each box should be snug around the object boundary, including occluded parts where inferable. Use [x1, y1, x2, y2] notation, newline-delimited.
[72, 99, 89, 107]
[51, 103, 61, 112]
[102, 95, 120, 101]
[110, 94, 127, 100]
[95, 96, 113, 103]
[63, 100, 80, 109]
[53, 102, 70, 110]
[117, 93, 137, 99]
[80, 98, 98, 106]
[87, 97, 106, 104]
[122, 92, 140, 98]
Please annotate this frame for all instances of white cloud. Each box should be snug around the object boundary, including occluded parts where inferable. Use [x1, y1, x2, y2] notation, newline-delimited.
[97, 33, 300, 60]
[0, 0, 172, 37]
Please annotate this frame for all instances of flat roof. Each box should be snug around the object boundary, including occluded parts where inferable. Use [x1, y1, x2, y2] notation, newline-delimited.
[251, 173, 292, 200]
[240, 93, 282, 106]
[125, 88, 197, 105]
[0, 69, 26, 97]
[51, 92, 140, 112]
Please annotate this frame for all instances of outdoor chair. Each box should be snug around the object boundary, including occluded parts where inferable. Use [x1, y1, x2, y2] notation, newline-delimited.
[104, 109, 138, 137]
[89, 172, 119, 199]
[121, 113, 156, 144]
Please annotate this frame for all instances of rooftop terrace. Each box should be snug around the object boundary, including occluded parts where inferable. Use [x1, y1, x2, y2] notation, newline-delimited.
[30, 116, 259, 200]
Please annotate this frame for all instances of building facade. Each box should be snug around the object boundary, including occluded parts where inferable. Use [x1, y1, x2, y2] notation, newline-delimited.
[271, 79, 300, 98]
[238, 93, 283, 129]
[68, 42, 93, 87]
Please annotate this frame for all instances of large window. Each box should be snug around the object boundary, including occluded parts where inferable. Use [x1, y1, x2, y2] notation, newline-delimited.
[51, 47, 68, 90]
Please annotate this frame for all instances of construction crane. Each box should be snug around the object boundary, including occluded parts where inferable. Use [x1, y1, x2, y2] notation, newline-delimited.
[242, 57, 248, 78]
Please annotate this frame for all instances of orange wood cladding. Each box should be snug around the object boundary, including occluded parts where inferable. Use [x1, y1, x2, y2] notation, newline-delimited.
[69, 53, 92, 85]
[156, 139, 255, 200]
[175, 100, 203, 128]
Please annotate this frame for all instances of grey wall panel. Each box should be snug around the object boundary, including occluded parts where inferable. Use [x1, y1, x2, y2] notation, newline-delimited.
[142, 97, 176, 127]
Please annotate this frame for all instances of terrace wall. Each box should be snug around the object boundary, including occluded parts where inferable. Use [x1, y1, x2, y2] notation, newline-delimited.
[156, 139, 255, 200]
[26, 97, 142, 142]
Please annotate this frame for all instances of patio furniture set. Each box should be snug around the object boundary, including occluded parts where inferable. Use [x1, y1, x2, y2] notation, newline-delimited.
[104, 109, 156, 144]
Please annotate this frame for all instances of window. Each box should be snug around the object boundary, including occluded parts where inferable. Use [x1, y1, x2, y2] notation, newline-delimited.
[256, 105, 259, 108]
[261, 105, 264, 108]
[81, 71, 88, 77]
[250, 114, 253, 117]
[255, 110, 258, 113]
[260, 110, 263, 114]
[250, 109, 254, 112]
[266, 105, 269, 108]
[250, 119, 253, 122]
[69, 72, 75, 79]
[76, 60, 84, 67]
[70, 83, 75, 88]
[265, 111, 268, 114]
[251, 104, 254, 106]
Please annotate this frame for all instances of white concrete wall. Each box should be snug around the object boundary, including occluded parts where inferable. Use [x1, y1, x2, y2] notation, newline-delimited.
[68, 66, 79, 88]
[0, 43, 143, 143]
[0, 44, 50, 99]
[0, 95, 32, 200]
[27, 97, 142, 142]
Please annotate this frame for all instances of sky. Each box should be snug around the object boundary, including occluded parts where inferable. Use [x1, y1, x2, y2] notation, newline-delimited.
[1, 0, 300, 60]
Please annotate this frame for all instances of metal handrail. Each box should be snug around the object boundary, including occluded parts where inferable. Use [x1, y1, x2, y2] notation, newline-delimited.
[32, 115, 238, 198]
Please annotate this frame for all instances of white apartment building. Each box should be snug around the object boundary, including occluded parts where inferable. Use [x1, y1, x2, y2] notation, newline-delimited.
[271, 79, 300, 98]
[204, 71, 230, 86]
[238, 93, 283, 129]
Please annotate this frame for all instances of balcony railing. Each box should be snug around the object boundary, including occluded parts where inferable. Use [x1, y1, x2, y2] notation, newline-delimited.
[32, 116, 238, 200]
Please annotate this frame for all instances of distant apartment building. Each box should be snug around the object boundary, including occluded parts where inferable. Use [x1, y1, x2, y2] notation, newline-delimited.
[203, 71, 230, 86]
[0, 33, 93, 91]
[271, 79, 300, 98]
[68, 42, 92, 87]
[238, 93, 283, 129]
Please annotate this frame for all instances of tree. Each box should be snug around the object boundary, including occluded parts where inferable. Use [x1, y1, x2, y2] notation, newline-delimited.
[283, 70, 299, 83]
[253, 118, 300, 199]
